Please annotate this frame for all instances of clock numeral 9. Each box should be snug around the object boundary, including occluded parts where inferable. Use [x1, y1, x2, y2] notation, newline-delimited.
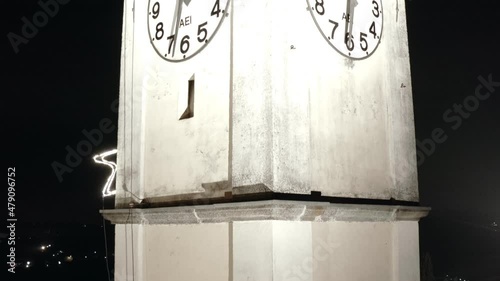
[315, 0, 325, 16]
[152, 2, 160, 19]
[197, 22, 208, 42]
[155, 22, 164, 40]
[372, 1, 380, 18]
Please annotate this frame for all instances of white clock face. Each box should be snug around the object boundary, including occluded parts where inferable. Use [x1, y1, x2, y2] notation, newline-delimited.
[147, 0, 230, 62]
[307, 0, 383, 60]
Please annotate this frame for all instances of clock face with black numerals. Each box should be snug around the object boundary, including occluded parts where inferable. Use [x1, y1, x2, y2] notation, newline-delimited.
[147, 0, 230, 62]
[307, 0, 383, 60]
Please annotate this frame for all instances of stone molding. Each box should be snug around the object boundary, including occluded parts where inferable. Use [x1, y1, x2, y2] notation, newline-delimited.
[101, 200, 430, 225]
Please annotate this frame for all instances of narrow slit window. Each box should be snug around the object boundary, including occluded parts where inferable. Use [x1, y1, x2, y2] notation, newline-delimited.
[179, 76, 195, 120]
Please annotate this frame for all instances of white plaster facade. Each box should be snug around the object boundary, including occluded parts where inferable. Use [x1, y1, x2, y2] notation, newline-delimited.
[112, 219, 422, 281]
[115, 0, 418, 205]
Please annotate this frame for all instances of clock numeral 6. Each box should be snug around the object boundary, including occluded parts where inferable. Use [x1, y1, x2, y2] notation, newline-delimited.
[180, 35, 190, 54]
[345, 33, 354, 51]
[197, 22, 208, 42]
[372, 1, 380, 18]
[151, 2, 160, 19]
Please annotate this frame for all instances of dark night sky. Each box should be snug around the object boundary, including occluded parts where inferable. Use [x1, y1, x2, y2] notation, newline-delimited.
[2, 0, 500, 279]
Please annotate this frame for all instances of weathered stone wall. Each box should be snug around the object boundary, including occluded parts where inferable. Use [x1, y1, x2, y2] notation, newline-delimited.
[115, 0, 418, 205]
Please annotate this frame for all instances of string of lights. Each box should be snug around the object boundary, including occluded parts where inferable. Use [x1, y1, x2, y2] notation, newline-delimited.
[93, 149, 118, 197]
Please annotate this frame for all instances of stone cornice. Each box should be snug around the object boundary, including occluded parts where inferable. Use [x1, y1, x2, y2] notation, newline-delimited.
[100, 200, 430, 225]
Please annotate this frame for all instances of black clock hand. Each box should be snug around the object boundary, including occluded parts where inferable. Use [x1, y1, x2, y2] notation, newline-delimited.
[170, 0, 179, 36]
[344, 0, 351, 42]
[349, 0, 358, 36]
[172, 0, 183, 57]
[349, 0, 358, 39]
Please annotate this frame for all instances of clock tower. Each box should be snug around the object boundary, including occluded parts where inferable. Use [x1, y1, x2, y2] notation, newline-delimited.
[101, 0, 429, 280]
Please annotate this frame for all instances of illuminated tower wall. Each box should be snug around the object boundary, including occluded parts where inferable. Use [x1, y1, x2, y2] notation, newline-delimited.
[102, 0, 429, 280]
